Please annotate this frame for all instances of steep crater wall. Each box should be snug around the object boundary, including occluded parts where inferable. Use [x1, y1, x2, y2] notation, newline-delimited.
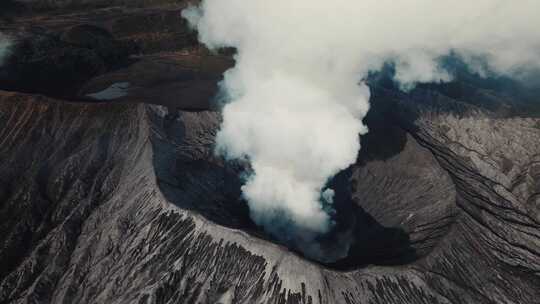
[146, 102, 460, 269]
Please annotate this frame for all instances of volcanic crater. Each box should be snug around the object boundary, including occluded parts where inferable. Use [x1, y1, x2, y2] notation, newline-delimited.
[1, 2, 539, 304]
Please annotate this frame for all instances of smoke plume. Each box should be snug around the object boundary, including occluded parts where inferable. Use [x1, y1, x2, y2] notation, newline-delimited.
[0, 33, 12, 67]
[183, 1, 540, 260]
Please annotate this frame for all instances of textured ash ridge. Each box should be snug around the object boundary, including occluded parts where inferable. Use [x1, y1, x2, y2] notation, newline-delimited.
[0, 93, 326, 304]
[1, 88, 539, 304]
[1, 2, 540, 303]
[394, 92, 540, 303]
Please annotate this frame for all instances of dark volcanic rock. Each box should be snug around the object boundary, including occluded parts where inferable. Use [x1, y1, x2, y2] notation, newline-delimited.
[78, 51, 232, 109]
[0, 24, 135, 98]
[61, 24, 135, 66]
[0, 5, 211, 102]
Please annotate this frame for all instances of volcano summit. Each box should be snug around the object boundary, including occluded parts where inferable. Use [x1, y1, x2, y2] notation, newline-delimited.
[0, 1, 539, 304]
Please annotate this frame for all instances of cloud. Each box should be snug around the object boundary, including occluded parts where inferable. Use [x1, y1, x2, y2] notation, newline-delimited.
[183, 0, 540, 261]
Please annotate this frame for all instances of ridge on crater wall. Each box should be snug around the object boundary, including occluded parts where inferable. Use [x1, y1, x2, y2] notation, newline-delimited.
[1, 79, 539, 303]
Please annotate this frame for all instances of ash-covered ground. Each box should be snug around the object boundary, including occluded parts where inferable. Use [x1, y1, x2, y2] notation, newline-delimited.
[0, 1, 539, 303]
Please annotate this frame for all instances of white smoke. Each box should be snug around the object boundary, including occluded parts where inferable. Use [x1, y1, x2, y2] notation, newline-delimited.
[183, 1, 540, 259]
[0, 33, 12, 67]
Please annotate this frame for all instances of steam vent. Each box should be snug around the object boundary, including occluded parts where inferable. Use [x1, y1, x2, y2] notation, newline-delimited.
[1, 1, 540, 304]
